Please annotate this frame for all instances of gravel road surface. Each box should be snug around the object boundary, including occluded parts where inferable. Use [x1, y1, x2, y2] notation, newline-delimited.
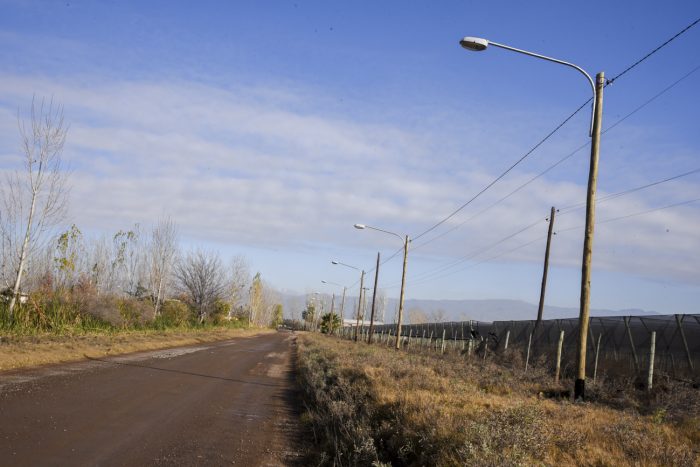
[0, 331, 304, 466]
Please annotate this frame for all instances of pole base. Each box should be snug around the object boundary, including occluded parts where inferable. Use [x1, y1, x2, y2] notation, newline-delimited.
[574, 378, 586, 402]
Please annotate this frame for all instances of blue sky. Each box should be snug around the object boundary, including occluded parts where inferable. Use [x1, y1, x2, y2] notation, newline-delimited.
[1, 1, 699, 315]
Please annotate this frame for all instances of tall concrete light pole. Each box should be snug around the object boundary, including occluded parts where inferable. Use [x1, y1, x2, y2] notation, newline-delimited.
[354, 224, 410, 350]
[331, 260, 364, 341]
[459, 37, 604, 400]
[321, 280, 347, 320]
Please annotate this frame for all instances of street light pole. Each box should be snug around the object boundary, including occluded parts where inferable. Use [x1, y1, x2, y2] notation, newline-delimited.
[331, 260, 365, 342]
[459, 37, 603, 400]
[396, 235, 409, 350]
[577, 71, 604, 400]
[355, 271, 365, 341]
[321, 280, 348, 320]
[368, 251, 380, 344]
[354, 224, 410, 350]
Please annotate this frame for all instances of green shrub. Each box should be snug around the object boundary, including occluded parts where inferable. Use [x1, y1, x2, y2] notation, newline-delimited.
[155, 299, 193, 328]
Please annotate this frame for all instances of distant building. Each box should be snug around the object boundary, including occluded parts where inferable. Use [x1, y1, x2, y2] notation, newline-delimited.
[343, 318, 383, 327]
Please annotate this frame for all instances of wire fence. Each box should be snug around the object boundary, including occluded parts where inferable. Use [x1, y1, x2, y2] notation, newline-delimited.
[345, 314, 699, 380]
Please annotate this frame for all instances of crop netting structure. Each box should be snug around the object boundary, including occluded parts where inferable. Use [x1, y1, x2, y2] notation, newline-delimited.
[350, 314, 699, 379]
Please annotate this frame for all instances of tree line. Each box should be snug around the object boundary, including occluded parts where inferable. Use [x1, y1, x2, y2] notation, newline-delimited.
[0, 98, 282, 331]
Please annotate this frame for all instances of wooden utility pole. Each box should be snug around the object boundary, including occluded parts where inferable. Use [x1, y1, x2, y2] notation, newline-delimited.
[675, 314, 694, 371]
[536, 206, 556, 326]
[330, 294, 335, 334]
[647, 331, 656, 391]
[575, 72, 605, 401]
[367, 252, 380, 344]
[354, 271, 365, 341]
[340, 287, 346, 321]
[394, 235, 410, 350]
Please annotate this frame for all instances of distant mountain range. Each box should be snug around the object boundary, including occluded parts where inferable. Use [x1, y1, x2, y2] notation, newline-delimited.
[280, 293, 659, 323]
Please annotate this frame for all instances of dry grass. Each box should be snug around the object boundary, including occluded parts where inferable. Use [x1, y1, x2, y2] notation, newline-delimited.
[297, 333, 699, 466]
[0, 327, 272, 371]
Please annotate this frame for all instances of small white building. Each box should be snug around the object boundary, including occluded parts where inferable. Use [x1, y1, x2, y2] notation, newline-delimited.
[343, 318, 383, 327]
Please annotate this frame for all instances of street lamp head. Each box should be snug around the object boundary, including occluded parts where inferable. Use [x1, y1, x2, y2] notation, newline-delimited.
[460, 36, 489, 52]
[354, 224, 366, 230]
[321, 280, 327, 284]
[331, 260, 339, 265]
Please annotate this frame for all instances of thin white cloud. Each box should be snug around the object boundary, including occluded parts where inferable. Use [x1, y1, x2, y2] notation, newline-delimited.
[0, 71, 698, 292]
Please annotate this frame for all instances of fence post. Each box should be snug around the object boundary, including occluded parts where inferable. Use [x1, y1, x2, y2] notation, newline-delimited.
[441, 329, 446, 354]
[525, 332, 533, 373]
[624, 317, 640, 372]
[647, 331, 656, 391]
[407, 329, 413, 351]
[555, 330, 565, 384]
[675, 314, 694, 372]
[593, 333, 602, 384]
[504, 330, 511, 351]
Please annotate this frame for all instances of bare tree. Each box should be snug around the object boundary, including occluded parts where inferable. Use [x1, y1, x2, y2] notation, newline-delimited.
[1, 98, 69, 318]
[408, 307, 428, 324]
[174, 249, 227, 322]
[229, 255, 250, 315]
[430, 308, 447, 323]
[87, 235, 111, 294]
[147, 217, 179, 317]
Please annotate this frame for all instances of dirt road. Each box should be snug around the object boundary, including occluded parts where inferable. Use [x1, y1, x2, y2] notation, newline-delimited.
[0, 331, 304, 466]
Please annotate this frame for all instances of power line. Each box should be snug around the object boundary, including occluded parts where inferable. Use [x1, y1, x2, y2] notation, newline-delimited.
[403, 165, 700, 288]
[411, 101, 589, 243]
[400, 196, 700, 289]
[409, 17, 700, 245]
[559, 167, 700, 214]
[383, 217, 546, 288]
[346, 19, 700, 285]
[411, 61, 700, 252]
[558, 197, 700, 233]
[606, 17, 700, 85]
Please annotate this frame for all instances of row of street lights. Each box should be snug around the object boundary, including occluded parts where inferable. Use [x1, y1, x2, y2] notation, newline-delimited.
[322, 36, 603, 401]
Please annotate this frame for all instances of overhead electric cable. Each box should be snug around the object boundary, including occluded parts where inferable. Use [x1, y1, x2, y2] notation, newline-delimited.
[348, 19, 700, 284]
[410, 18, 700, 245]
[401, 196, 700, 289]
[412, 62, 700, 252]
[605, 17, 700, 85]
[559, 167, 700, 214]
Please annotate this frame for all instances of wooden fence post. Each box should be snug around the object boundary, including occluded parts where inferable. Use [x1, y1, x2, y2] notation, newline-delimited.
[407, 329, 413, 351]
[504, 330, 511, 351]
[675, 314, 694, 371]
[441, 329, 446, 354]
[647, 331, 656, 391]
[525, 332, 533, 373]
[593, 333, 602, 384]
[624, 317, 640, 372]
[555, 330, 565, 383]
